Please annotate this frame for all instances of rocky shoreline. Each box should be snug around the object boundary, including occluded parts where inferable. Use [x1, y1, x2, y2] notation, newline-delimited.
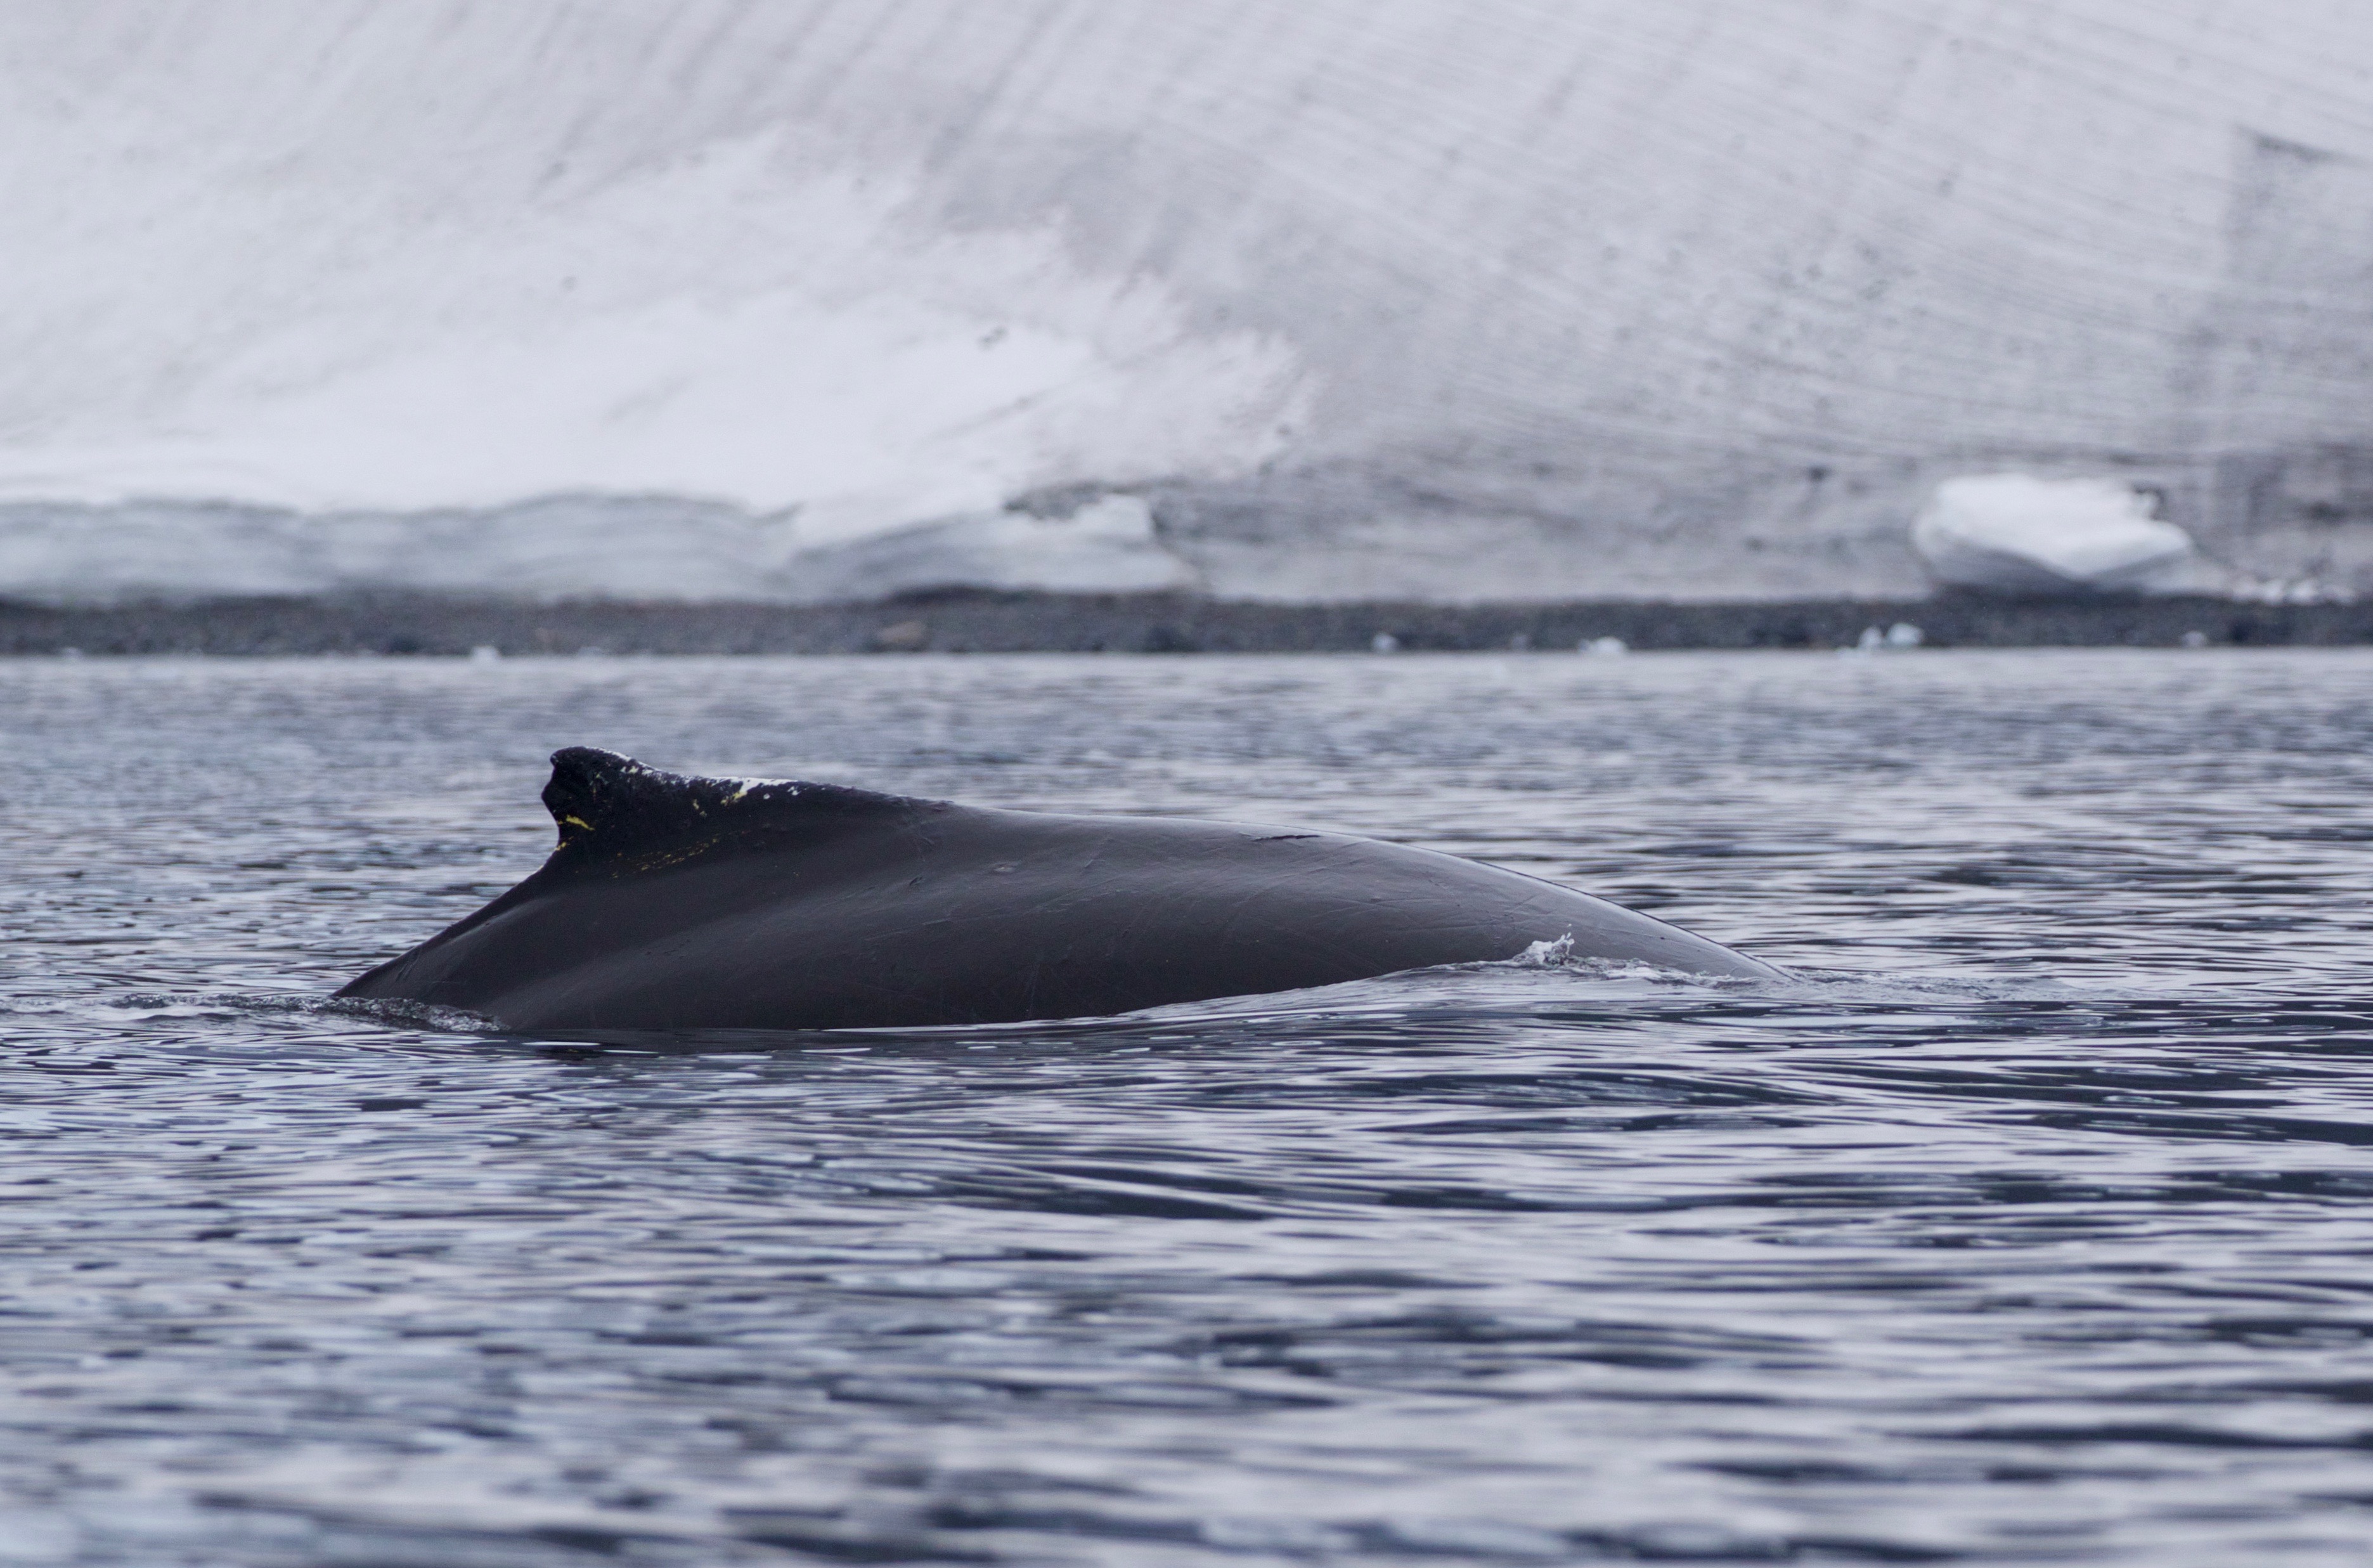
[4, 590, 2370, 657]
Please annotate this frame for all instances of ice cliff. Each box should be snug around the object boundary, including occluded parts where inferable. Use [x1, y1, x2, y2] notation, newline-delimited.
[6, 3, 2373, 602]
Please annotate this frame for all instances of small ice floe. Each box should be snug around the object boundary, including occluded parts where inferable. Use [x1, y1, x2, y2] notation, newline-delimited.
[1580, 635, 1628, 656]
[2229, 576, 2357, 605]
[1371, 632, 1400, 653]
[1844, 621, 1925, 655]
[468, 644, 501, 663]
[1911, 474, 2193, 595]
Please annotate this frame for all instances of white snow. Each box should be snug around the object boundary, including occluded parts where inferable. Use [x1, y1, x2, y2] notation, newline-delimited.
[1911, 476, 2195, 594]
[4, 4, 2373, 599]
[0, 139, 1303, 533]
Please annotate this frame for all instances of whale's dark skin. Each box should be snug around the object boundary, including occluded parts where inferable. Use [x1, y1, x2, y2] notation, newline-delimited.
[337, 747, 1780, 1032]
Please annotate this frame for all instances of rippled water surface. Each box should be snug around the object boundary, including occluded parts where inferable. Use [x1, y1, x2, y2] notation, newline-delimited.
[6, 649, 2373, 1566]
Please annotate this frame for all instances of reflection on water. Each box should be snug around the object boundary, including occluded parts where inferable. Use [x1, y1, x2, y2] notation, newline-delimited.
[4, 649, 2372, 1565]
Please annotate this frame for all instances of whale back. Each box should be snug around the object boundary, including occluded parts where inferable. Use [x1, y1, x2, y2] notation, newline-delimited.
[339, 746, 1780, 1030]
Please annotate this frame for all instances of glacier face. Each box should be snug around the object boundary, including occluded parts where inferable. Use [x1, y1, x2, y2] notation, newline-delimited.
[6, 1, 2373, 601]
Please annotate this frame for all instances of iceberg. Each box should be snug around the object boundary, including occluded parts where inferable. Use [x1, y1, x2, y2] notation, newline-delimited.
[1910, 476, 2195, 595]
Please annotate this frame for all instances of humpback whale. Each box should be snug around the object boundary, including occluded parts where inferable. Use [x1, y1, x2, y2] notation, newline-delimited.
[337, 748, 1780, 1033]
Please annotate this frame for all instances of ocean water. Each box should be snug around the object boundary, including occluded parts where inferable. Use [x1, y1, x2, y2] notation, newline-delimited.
[5, 647, 2372, 1566]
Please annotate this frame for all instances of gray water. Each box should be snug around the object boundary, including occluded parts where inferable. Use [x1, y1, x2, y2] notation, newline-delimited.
[5, 649, 2372, 1566]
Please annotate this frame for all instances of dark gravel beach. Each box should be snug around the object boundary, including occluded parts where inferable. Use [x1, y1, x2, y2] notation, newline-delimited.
[4, 590, 2369, 657]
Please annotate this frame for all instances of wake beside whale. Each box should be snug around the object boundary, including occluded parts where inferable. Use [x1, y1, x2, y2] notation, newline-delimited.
[337, 747, 1780, 1033]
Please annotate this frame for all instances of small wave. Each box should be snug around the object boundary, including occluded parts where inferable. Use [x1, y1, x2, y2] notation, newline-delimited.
[110, 991, 506, 1036]
[1492, 933, 1770, 987]
[87, 957, 2204, 1058]
[309, 996, 509, 1034]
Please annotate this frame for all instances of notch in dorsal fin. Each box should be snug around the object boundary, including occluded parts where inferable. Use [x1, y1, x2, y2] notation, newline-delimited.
[540, 746, 889, 860]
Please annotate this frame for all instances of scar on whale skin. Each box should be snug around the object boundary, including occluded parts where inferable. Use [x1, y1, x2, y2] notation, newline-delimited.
[337, 747, 1780, 1033]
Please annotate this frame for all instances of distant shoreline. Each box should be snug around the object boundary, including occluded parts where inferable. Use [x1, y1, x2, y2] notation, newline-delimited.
[4, 591, 2369, 657]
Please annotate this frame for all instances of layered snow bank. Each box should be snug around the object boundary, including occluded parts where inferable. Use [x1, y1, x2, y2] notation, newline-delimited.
[794, 498, 1197, 600]
[1911, 476, 2195, 595]
[0, 495, 1193, 603]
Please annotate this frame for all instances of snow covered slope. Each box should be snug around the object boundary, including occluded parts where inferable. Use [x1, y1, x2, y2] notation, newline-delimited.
[6, 3, 2373, 600]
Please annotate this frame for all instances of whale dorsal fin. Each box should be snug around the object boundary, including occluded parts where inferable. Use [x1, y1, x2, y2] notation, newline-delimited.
[540, 746, 901, 862]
